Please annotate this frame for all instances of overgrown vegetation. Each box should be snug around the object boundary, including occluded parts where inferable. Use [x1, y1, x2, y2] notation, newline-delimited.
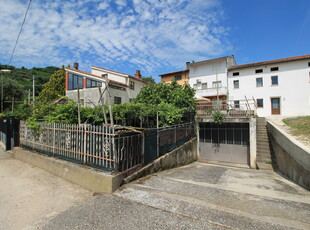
[3, 74, 195, 129]
[0, 64, 59, 112]
[283, 116, 310, 138]
[37, 67, 66, 103]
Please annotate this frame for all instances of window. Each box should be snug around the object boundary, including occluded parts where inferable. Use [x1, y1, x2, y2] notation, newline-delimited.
[257, 99, 263, 108]
[174, 75, 182, 80]
[68, 73, 83, 90]
[308, 62, 310, 67]
[114, 96, 122, 104]
[193, 83, 201, 90]
[201, 82, 208, 89]
[212, 81, 222, 88]
[102, 74, 108, 78]
[86, 78, 102, 88]
[233, 80, 239, 89]
[256, 77, 263, 87]
[110, 84, 126, 91]
[129, 81, 135, 90]
[233, 72, 239, 76]
[270, 67, 279, 71]
[271, 76, 278, 85]
[234, 100, 240, 109]
[255, 69, 263, 73]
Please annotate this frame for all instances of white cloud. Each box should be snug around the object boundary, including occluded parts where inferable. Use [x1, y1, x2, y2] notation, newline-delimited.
[0, 0, 230, 75]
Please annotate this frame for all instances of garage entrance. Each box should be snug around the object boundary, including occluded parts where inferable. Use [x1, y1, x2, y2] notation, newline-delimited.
[199, 122, 250, 165]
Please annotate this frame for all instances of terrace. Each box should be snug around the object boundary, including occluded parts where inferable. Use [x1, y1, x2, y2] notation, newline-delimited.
[196, 99, 256, 119]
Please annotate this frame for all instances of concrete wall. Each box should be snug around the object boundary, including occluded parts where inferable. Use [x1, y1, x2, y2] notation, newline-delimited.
[228, 59, 310, 116]
[267, 121, 310, 190]
[14, 147, 123, 193]
[123, 138, 197, 184]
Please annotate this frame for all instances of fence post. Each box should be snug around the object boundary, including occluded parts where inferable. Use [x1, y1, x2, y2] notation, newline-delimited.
[52, 123, 56, 156]
[83, 124, 87, 165]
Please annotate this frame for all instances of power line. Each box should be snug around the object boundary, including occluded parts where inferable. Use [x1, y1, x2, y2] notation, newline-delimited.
[8, 0, 33, 65]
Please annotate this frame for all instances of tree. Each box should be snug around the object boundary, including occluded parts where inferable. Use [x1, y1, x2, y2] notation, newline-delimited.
[37, 67, 65, 103]
[142, 76, 156, 84]
[0, 76, 25, 112]
[134, 80, 195, 110]
[113, 80, 195, 127]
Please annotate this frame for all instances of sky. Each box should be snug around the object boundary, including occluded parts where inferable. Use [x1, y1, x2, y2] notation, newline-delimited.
[0, 0, 309, 82]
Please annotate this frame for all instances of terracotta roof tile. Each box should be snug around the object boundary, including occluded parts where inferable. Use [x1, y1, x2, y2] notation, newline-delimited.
[159, 69, 189, 76]
[229, 55, 310, 70]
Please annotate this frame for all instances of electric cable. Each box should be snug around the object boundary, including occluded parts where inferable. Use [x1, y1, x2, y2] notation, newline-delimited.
[8, 0, 33, 65]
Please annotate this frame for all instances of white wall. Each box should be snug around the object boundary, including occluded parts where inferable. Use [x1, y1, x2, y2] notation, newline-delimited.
[188, 58, 229, 97]
[91, 67, 127, 84]
[66, 68, 146, 107]
[228, 60, 310, 116]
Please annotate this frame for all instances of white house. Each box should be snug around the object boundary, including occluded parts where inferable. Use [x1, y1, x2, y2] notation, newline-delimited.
[187, 56, 236, 102]
[65, 63, 146, 107]
[228, 55, 310, 117]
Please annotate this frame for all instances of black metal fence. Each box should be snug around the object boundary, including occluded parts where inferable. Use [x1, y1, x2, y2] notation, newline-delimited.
[0, 117, 20, 150]
[144, 123, 196, 164]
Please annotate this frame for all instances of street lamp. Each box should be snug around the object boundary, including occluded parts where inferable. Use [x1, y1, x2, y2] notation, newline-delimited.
[1, 69, 11, 113]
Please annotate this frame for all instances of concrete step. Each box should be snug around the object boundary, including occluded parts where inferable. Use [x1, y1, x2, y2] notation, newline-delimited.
[256, 162, 274, 170]
[257, 156, 273, 162]
[257, 146, 271, 151]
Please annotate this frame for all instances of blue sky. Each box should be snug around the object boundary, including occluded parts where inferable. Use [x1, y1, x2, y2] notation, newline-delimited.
[0, 0, 309, 82]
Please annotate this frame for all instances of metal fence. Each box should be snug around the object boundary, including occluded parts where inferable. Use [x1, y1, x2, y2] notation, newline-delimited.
[144, 123, 196, 164]
[0, 117, 20, 150]
[20, 122, 143, 172]
[196, 99, 256, 118]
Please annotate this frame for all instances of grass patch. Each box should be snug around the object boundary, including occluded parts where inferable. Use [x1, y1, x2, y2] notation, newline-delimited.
[283, 116, 310, 138]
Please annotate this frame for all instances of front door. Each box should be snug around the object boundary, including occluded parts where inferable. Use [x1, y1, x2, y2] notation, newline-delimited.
[271, 98, 280, 115]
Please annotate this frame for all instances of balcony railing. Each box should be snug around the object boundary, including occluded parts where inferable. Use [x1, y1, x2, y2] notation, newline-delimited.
[195, 86, 227, 97]
[196, 99, 256, 118]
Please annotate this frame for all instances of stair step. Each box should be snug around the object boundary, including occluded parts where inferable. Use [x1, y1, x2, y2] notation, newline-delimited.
[256, 162, 274, 170]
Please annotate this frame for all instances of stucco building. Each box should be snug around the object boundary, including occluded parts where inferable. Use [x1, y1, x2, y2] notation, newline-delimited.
[228, 55, 310, 117]
[160, 69, 189, 85]
[65, 63, 146, 107]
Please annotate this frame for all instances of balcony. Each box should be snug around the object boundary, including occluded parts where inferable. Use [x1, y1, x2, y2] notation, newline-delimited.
[196, 99, 256, 118]
[195, 86, 227, 97]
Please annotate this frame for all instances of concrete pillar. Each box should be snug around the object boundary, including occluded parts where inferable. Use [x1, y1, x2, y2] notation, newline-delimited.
[249, 117, 257, 169]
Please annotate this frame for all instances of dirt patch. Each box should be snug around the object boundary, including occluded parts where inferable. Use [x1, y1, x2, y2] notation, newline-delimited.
[0, 151, 92, 230]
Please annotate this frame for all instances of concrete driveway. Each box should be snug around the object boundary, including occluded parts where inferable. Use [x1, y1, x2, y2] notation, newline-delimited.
[43, 162, 310, 230]
[0, 148, 92, 230]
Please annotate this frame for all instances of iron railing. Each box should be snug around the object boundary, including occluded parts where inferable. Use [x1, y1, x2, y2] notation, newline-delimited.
[20, 122, 143, 172]
[196, 99, 256, 118]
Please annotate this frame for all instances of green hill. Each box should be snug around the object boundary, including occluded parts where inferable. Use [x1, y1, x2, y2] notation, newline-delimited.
[0, 64, 59, 97]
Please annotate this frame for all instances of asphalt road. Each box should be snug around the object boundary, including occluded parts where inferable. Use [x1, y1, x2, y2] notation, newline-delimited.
[43, 162, 310, 230]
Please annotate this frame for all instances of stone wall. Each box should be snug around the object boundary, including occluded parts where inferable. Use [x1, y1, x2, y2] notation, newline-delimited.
[123, 137, 197, 184]
[267, 121, 310, 190]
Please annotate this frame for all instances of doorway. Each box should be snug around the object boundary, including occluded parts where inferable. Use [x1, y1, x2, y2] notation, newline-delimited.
[271, 97, 280, 115]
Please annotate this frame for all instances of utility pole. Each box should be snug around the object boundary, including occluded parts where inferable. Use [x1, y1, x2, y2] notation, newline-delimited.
[32, 75, 35, 106]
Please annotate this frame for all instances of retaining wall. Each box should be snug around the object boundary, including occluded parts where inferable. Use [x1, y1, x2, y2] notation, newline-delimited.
[123, 137, 197, 184]
[267, 121, 310, 190]
[14, 147, 123, 193]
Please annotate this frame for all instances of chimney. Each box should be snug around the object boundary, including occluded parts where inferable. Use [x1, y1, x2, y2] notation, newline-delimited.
[73, 62, 79, 70]
[134, 70, 142, 79]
